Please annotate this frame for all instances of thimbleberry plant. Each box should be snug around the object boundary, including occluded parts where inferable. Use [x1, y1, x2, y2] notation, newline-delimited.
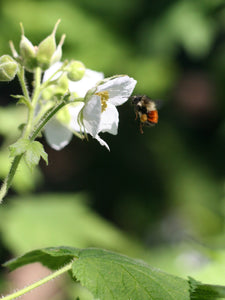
[0, 20, 224, 300]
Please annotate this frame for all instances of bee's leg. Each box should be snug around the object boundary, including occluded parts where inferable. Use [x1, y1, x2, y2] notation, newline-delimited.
[135, 111, 138, 120]
[139, 123, 144, 134]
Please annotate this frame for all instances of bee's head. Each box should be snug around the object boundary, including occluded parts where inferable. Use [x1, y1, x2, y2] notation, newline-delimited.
[130, 95, 143, 106]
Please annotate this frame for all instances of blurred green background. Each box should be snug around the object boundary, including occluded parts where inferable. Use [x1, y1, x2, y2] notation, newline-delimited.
[0, 0, 225, 298]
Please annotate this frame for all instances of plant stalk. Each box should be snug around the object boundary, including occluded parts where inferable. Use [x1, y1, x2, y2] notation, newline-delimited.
[2, 261, 73, 300]
[0, 155, 23, 204]
[23, 67, 42, 139]
[0, 98, 77, 203]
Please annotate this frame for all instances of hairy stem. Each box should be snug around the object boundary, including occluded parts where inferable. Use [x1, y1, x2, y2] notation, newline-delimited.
[0, 102, 65, 203]
[23, 67, 42, 138]
[0, 97, 81, 203]
[30, 101, 67, 141]
[2, 261, 73, 300]
[0, 68, 43, 203]
[16, 66, 30, 102]
[0, 56, 83, 203]
[0, 155, 23, 204]
[40, 60, 68, 91]
[30, 97, 84, 141]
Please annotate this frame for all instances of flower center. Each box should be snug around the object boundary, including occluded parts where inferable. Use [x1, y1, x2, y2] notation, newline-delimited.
[95, 91, 109, 112]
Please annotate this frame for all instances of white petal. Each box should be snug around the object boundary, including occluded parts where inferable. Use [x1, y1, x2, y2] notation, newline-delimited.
[43, 62, 63, 82]
[99, 103, 118, 135]
[83, 95, 101, 137]
[95, 135, 110, 151]
[44, 118, 73, 150]
[69, 69, 104, 97]
[68, 102, 84, 132]
[96, 76, 137, 106]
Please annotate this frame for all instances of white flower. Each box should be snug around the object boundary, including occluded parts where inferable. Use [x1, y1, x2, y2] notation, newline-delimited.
[80, 75, 137, 150]
[43, 63, 103, 150]
[42, 63, 137, 150]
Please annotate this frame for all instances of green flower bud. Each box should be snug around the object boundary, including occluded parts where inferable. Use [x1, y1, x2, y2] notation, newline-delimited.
[0, 55, 18, 82]
[41, 85, 55, 100]
[55, 106, 71, 125]
[66, 60, 85, 81]
[19, 23, 37, 71]
[36, 20, 61, 70]
[42, 73, 69, 100]
[54, 73, 69, 95]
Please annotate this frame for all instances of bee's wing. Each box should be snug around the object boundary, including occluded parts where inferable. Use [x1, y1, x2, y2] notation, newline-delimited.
[154, 99, 164, 110]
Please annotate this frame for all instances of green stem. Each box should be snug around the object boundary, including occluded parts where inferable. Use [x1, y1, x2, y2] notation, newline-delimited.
[0, 99, 75, 204]
[0, 155, 23, 204]
[0, 56, 84, 203]
[2, 261, 73, 300]
[30, 97, 84, 141]
[30, 101, 68, 141]
[0, 67, 43, 203]
[32, 67, 42, 106]
[23, 67, 42, 139]
[40, 60, 68, 91]
[17, 66, 30, 102]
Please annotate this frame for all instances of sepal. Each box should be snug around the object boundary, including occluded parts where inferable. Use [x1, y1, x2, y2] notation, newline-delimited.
[50, 34, 66, 65]
[36, 19, 62, 70]
[19, 23, 37, 71]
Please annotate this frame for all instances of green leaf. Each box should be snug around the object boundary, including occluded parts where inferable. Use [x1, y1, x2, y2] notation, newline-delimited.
[9, 138, 30, 157]
[9, 139, 48, 170]
[11, 95, 31, 107]
[24, 141, 48, 171]
[0, 149, 42, 193]
[4, 247, 190, 300]
[4, 246, 78, 271]
[189, 277, 225, 299]
[71, 248, 190, 300]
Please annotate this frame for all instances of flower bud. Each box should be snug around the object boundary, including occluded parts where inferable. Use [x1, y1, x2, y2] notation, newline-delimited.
[19, 23, 37, 71]
[36, 20, 61, 70]
[41, 85, 55, 100]
[66, 60, 85, 81]
[0, 55, 18, 81]
[55, 106, 71, 125]
[42, 73, 69, 100]
[54, 73, 69, 95]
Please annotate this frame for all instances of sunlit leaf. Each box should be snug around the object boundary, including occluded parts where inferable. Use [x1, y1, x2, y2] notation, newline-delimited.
[9, 138, 30, 157]
[71, 248, 190, 300]
[4, 247, 190, 300]
[24, 141, 48, 170]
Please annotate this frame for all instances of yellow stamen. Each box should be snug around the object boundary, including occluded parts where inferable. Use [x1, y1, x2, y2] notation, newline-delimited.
[95, 91, 109, 112]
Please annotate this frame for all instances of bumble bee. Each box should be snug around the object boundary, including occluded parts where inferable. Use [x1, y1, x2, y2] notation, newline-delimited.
[131, 95, 158, 134]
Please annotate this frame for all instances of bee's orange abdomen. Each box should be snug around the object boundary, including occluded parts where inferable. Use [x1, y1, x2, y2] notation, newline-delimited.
[147, 110, 158, 124]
